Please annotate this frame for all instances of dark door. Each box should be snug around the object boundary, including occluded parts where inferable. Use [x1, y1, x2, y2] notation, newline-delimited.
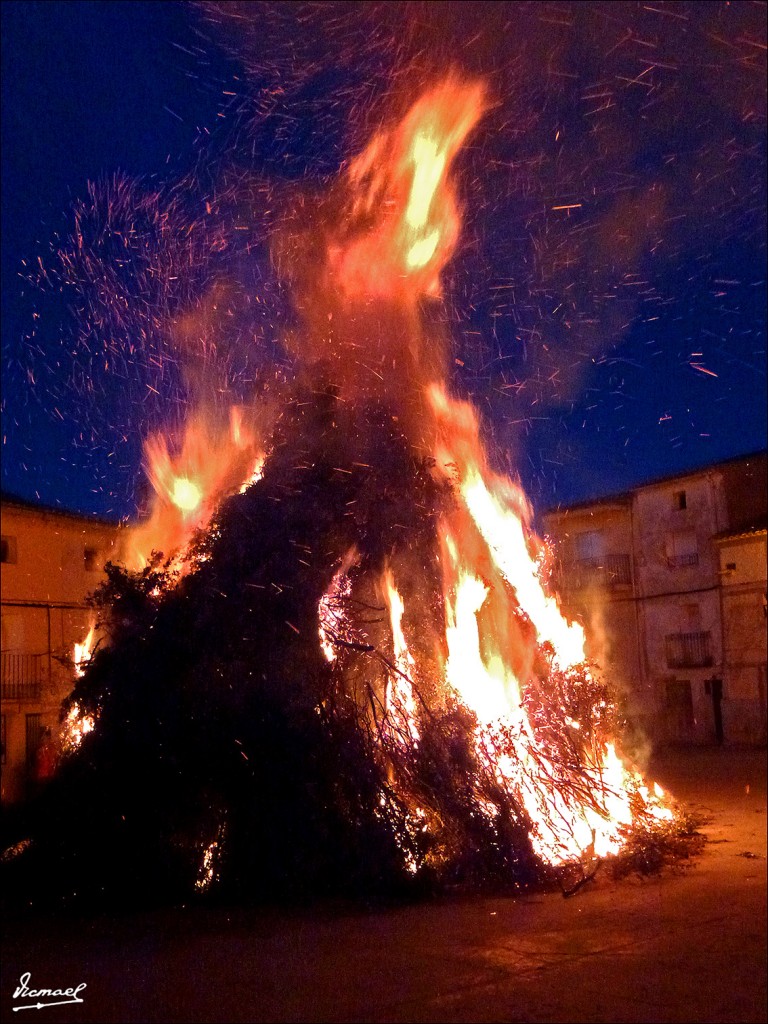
[25, 713, 43, 772]
[665, 680, 694, 742]
[710, 678, 724, 745]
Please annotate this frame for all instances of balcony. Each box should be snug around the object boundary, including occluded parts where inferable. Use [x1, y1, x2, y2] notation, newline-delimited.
[665, 631, 713, 669]
[1, 652, 44, 701]
[558, 553, 632, 590]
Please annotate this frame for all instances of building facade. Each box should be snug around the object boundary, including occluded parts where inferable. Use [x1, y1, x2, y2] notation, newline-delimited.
[715, 527, 768, 745]
[543, 452, 767, 748]
[1, 495, 120, 802]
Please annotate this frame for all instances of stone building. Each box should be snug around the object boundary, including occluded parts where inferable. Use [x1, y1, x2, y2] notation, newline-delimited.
[714, 526, 767, 744]
[1, 494, 120, 802]
[542, 451, 767, 748]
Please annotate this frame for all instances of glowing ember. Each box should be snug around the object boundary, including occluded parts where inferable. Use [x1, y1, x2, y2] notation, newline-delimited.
[61, 701, 95, 754]
[318, 549, 357, 663]
[196, 822, 226, 892]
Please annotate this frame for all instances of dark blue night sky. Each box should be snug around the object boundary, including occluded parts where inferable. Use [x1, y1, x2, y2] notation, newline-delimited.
[2, 1, 766, 520]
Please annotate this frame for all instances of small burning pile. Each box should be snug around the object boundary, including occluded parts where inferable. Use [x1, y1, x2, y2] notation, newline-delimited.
[33, 76, 681, 907]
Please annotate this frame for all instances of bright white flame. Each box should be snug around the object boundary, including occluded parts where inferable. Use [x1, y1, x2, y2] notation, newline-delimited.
[444, 569, 520, 725]
[171, 476, 203, 513]
[382, 569, 420, 742]
[406, 231, 441, 269]
[461, 469, 586, 670]
[406, 133, 447, 230]
[73, 624, 96, 679]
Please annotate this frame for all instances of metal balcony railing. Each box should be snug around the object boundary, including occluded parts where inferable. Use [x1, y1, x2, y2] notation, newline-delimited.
[665, 631, 713, 669]
[559, 553, 632, 590]
[667, 551, 699, 568]
[1, 652, 44, 701]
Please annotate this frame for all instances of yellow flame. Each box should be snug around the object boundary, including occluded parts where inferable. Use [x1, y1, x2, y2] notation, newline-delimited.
[322, 78, 673, 867]
[61, 702, 95, 754]
[406, 134, 447, 229]
[240, 455, 265, 493]
[406, 230, 441, 270]
[333, 78, 486, 300]
[124, 405, 266, 572]
[444, 566, 520, 725]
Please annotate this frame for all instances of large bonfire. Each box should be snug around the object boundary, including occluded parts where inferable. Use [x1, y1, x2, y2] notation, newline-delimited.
[14, 78, 679, 907]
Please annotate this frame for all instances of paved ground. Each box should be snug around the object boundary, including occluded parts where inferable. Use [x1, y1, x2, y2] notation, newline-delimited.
[2, 748, 765, 1023]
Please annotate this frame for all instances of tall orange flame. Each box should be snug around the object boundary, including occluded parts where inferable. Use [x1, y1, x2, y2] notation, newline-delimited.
[331, 77, 486, 302]
[428, 384, 672, 863]
[318, 76, 672, 869]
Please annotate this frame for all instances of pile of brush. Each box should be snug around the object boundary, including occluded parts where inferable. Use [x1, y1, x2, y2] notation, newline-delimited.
[1, 386, 697, 911]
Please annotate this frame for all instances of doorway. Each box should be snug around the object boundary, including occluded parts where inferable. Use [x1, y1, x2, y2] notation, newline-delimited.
[705, 677, 724, 745]
[665, 679, 694, 742]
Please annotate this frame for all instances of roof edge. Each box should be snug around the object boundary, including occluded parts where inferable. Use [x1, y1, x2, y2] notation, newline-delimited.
[1, 491, 123, 528]
[542, 449, 767, 517]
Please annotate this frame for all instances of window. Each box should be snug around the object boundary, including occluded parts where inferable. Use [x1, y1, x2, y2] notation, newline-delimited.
[666, 529, 698, 568]
[1, 535, 17, 564]
[665, 631, 713, 668]
[83, 546, 100, 572]
[575, 530, 603, 560]
[682, 603, 702, 631]
[673, 490, 687, 511]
